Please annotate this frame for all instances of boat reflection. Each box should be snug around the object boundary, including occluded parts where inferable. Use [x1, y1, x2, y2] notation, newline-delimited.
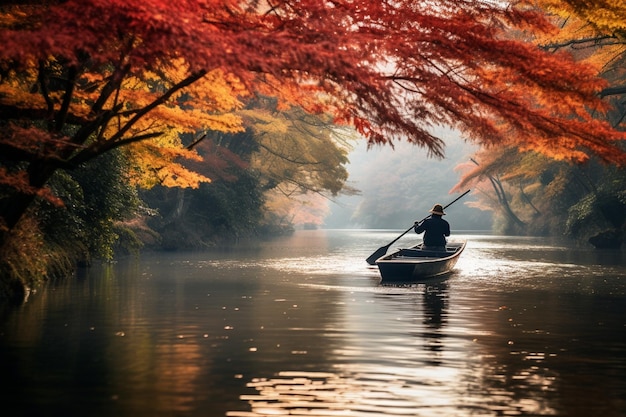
[422, 281, 448, 366]
[227, 271, 579, 417]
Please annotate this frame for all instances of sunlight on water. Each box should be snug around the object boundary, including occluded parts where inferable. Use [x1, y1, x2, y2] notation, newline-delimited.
[221, 231, 625, 417]
[267, 256, 377, 277]
[2, 230, 624, 417]
[227, 368, 468, 417]
[227, 364, 559, 417]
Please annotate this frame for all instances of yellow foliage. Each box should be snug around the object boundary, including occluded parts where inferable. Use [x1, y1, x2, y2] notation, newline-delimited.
[0, 52, 251, 193]
[536, 1, 626, 70]
[184, 69, 249, 113]
[86, 65, 250, 189]
[541, 1, 626, 32]
[0, 82, 46, 110]
[243, 105, 352, 199]
[126, 139, 210, 189]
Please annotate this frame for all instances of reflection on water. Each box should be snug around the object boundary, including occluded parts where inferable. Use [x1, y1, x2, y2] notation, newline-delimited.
[229, 280, 456, 417]
[0, 230, 625, 417]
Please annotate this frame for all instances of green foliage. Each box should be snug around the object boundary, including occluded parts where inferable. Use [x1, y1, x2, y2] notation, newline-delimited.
[0, 216, 50, 302]
[565, 192, 624, 242]
[76, 150, 141, 260]
[141, 168, 266, 249]
[192, 170, 265, 239]
[551, 165, 626, 241]
[0, 134, 141, 300]
[565, 193, 598, 237]
[565, 163, 626, 239]
[242, 103, 352, 198]
[35, 149, 140, 264]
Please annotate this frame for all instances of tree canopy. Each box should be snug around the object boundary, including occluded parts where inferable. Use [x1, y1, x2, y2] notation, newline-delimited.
[453, 0, 626, 239]
[2, 0, 625, 228]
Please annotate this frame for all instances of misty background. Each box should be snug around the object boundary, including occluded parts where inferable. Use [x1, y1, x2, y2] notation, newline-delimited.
[324, 128, 493, 231]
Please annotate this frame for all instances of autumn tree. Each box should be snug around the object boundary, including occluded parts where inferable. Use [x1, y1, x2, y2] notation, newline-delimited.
[140, 100, 355, 248]
[3, 1, 626, 228]
[455, 0, 626, 240]
[456, 147, 597, 234]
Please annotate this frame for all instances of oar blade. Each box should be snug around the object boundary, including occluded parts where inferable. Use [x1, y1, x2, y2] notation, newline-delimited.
[365, 245, 389, 265]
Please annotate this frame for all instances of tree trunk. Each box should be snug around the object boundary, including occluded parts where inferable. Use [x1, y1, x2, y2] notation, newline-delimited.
[0, 160, 57, 241]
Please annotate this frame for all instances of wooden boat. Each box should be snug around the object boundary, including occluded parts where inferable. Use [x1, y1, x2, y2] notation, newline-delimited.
[375, 241, 466, 282]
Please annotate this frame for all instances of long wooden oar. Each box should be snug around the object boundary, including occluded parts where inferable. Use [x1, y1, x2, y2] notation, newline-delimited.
[365, 189, 471, 265]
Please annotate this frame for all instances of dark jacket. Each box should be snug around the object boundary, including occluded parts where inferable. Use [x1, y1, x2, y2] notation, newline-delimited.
[414, 215, 450, 247]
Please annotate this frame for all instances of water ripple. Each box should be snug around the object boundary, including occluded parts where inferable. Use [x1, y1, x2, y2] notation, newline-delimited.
[227, 367, 555, 417]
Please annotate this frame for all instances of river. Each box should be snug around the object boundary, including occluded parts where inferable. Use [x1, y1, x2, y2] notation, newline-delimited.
[1, 230, 625, 417]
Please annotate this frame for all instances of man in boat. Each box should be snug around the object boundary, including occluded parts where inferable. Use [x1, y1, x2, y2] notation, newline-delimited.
[413, 204, 450, 251]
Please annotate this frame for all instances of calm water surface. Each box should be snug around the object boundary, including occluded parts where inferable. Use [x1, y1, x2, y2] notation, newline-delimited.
[1, 230, 625, 417]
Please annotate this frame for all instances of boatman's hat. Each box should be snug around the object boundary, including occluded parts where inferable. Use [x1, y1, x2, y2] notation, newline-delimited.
[429, 204, 445, 215]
